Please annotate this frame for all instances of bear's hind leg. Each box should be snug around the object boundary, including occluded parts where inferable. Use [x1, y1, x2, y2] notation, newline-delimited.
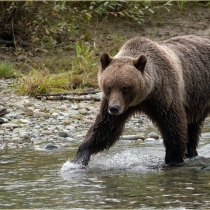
[186, 123, 201, 158]
[146, 101, 188, 166]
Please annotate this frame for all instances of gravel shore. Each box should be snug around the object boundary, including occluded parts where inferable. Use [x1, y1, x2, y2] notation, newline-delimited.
[0, 79, 159, 150]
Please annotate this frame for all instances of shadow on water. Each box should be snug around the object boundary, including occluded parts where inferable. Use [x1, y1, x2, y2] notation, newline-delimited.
[1, 118, 210, 208]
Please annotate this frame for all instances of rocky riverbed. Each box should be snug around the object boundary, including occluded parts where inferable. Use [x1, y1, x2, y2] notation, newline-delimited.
[0, 79, 159, 151]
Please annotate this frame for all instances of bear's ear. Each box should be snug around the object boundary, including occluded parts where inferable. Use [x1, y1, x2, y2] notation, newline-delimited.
[133, 55, 147, 72]
[100, 52, 113, 71]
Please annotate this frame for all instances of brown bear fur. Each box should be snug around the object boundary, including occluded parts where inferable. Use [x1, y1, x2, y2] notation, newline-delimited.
[73, 35, 210, 167]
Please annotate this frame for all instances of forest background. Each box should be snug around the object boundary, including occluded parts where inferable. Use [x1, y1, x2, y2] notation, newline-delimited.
[0, 1, 210, 96]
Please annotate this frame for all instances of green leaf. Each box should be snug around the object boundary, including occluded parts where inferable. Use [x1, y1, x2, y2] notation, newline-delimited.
[85, 12, 92, 21]
[139, 10, 144, 15]
[148, 8, 154, 14]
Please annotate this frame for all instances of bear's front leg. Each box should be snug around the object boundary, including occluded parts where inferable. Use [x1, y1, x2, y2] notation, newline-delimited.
[73, 98, 131, 166]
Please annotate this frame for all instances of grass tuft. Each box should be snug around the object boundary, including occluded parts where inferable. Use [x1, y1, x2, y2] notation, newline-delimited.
[0, 62, 18, 79]
[17, 68, 70, 96]
[16, 41, 99, 96]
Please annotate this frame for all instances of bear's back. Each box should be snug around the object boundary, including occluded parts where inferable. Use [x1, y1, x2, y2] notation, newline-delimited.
[116, 35, 210, 111]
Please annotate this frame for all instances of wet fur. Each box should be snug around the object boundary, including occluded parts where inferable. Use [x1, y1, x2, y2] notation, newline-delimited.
[74, 35, 210, 166]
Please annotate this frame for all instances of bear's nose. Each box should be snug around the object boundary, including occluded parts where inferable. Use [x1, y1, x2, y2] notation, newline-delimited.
[109, 105, 120, 115]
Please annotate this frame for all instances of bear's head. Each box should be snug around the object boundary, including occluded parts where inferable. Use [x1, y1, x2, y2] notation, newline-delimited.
[98, 52, 149, 115]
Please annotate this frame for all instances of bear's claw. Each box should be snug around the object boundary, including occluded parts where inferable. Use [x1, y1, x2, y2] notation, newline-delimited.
[73, 150, 90, 167]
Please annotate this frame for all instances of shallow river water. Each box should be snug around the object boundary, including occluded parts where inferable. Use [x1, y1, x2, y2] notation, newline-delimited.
[1, 118, 210, 209]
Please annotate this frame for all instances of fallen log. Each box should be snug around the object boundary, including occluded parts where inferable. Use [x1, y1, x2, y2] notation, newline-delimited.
[36, 89, 101, 101]
[35, 89, 101, 97]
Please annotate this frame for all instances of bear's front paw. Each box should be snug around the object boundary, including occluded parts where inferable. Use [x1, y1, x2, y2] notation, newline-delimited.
[73, 150, 90, 167]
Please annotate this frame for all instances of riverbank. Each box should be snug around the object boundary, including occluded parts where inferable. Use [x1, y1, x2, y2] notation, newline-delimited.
[0, 79, 159, 150]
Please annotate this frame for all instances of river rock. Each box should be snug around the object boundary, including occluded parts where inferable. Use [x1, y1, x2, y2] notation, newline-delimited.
[58, 131, 69, 138]
[33, 112, 51, 119]
[61, 120, 71, 126]
[45, 144, 58, 150]
[65, 125, 75, 131]
[19, 119, 31, 124]
[203, 166, 210, 171]
[52, 112, 59, 119]
[59, 105, 68, 110]
[12, 137, 22, 142]
[4, 113, 21, 119]
[57, 116, 65, 120]
[91, 94, 101, 101]
[2, 123, 21, 129]
[41, 130, 52, 135]
[0, 105, 8, 116]
[79, 109, 87, 115]
[78, 102, 88, 109]
[19, 133, 30, 138]
[65, 137, 75, 141]
[71, 104, 78, 110]
[120, 134, 145, 140]
[147, 132, 159, 140]
[13, 102, 25, 109]
[1, 118, 9, 123]
[60, 112, 69, 117]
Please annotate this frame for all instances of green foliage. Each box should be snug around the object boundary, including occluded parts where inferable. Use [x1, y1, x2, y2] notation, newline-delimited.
[177, 1, 185, 10]
[206, 1, 210, 7]
[153, 26, 157, 37]
[0, 1, 172, 49]
[0, 62, 18, 79]
[16, 41, 98, 96]
[1, 1, 173, 95]
[83, 1, 172, 24]
[69, 41, 98, 89]
[17, 67, 70, 96]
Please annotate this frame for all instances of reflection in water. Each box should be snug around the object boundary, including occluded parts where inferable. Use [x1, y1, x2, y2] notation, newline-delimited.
[0, 119, 210, 208]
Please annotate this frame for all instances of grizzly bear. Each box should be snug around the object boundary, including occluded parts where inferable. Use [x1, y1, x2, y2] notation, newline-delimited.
[73, 35, 210, 167]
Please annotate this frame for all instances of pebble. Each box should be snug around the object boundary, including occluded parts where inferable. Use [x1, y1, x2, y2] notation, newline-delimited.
[52, 112, 59, 119]
[203, 166, 210, 171]
[33, 112, 51, 119]
[65, 125, 75, 130]
[146, 132, 159, 140]
[121, 134, 145, 140]
[0, 105, 8, 116]
[79, 109, 87, 115]
[58, 131, 69, 138]
[4, 113, 21, 119]
[71, 104, 78, 110]
[1, 118, 8, 123]
[19, 119, 31, 124]
[45, 144, 58, 150]
[2, 123, 21, 129]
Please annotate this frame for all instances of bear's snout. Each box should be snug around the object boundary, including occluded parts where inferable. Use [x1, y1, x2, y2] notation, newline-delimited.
[108, 105, 120, 115]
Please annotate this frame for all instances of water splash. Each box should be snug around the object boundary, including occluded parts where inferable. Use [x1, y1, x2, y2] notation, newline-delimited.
[89, 148, 164, 171]
[60, 147, 165, 179]
[60, 160, 87, 180]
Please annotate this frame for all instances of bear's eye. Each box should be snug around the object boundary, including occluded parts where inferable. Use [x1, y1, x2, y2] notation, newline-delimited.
[106, 86, 111, 93]
[122, 86, 131, 94]
[122, 86, 127, 91]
